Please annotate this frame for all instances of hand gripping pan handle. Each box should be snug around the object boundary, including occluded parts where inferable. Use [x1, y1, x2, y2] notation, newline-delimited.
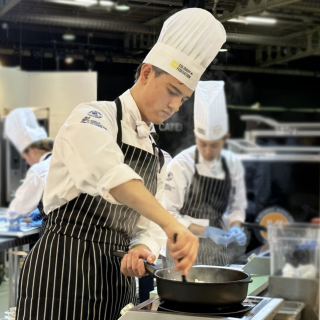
[113, 249, 160, 277]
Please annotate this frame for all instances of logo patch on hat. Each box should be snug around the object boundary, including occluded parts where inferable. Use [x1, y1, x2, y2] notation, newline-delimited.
[88, 111, 103, 118]
[196, 126, 206, 135]
[170, 60, 193, 79]
[213, 125, 222, 136]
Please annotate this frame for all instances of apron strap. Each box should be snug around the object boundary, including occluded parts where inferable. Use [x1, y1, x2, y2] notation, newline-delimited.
[114, 97, 123, 146]
[37, 153, 52, 219]
[152, 142, 165, 173]
[115, 96, 164, 172]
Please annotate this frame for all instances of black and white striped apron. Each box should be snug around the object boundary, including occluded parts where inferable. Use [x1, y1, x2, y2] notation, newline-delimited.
[16, 98, 164, 320]
[167, 149, 231, 267]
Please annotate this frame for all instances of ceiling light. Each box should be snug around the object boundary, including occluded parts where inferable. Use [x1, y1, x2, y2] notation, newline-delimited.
[45, 0, 94, 7]
[2, 23, 8, 29]
[228, 17, 247, 24]
[115, 0, 130, 11]
[100, 0, 115, 6]
[219, 48, 228, 52]
[245, 16, 277, 24]
[65, 56, 74, 64]
[62, 28, 76, 41]
[87, 0, 115, 12]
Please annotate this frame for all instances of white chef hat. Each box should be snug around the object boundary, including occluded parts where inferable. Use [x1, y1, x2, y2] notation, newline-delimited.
[143, 8, 226, 91]
[194, 80, 228, 141]
[4, 108, 47, 153]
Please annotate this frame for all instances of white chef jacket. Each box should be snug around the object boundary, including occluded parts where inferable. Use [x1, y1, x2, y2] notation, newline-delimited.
[163, 145, 247, 229]
[43, 89, 167, 257]
[6, 152, 51, 220]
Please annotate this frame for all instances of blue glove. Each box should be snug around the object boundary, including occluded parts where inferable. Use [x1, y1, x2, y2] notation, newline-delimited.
[205, 226, 235, 245]
[28, 209, 42, 222]
[229, 226, 247, 246]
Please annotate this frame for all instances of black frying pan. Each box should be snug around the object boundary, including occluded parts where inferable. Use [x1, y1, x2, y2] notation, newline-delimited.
[113, 250, 252, 307]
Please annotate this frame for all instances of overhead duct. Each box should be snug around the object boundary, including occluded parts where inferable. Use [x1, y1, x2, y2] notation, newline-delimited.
[0, 12, 307, 48]
[286, 1, 320, 13]
[0, 12, 159, 35]
[227, 33, 307, 48]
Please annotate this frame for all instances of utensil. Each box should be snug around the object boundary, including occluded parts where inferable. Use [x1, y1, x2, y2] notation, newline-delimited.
[173, 233, 187, 282]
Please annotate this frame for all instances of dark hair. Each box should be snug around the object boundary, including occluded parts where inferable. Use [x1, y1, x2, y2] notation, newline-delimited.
[23, 138, 54, 153]
[135, 63, 167, 82]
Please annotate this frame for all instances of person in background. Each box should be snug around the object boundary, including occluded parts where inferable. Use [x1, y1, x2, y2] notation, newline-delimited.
[163, 81, 247, 266]
[15, 8, 226, 320]
[4, 108, 53, 226]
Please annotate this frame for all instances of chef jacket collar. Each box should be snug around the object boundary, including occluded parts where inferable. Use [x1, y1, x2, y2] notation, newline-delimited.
[39, 152, 51, 162]
[198, 152, 221, 169]
[121, 90, 153, 139]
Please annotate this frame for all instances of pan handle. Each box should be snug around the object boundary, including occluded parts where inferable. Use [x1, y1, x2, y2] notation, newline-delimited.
[241, 222, 267, 232]
[113, 250, 160, 278]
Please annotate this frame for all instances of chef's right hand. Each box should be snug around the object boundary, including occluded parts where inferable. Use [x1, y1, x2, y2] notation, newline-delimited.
[164, 222, 199, 275]
[205, 226, 235, 245]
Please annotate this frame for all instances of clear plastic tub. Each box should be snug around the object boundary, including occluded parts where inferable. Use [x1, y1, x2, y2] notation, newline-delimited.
[268, 223, 320, 278]
[274, 301, 306, 320]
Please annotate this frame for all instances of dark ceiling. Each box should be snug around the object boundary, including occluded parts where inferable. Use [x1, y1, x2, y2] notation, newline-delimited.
[0, 0, 319, 74]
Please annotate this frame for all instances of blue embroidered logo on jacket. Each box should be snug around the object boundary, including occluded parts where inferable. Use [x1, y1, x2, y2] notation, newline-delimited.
[87, 111, 103, 118]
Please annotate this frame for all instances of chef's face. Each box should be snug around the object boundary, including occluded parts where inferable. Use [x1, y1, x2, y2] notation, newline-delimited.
[136, 64, 193, 125]
[196, 137, 226, 162]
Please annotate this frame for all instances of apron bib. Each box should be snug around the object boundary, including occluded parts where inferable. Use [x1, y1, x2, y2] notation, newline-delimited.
[16, 98, 164, 320]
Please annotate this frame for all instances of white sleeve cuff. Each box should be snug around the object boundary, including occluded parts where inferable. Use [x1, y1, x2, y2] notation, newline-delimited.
[177, 216, 192, 228]
[130, 237, 161, 264]
[97, 163, 143, 205]
[227, 210, 246, 227]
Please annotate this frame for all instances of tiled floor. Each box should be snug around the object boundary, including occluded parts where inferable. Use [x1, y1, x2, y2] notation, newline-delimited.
[0, 281, 9, 317]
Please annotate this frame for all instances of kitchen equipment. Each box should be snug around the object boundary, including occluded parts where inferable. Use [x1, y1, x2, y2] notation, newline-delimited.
[119, 295, 284, 320]
[268, 223, 319, 278]
[113, 250, 252, 307]
[227, 138, 320, 251]
[274, 301, 305, 320]
[269, 276, 318, 320]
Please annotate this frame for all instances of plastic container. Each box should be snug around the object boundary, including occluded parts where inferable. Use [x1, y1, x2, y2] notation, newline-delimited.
[274, 301, 305, 320]
[268, 223, 319, 278]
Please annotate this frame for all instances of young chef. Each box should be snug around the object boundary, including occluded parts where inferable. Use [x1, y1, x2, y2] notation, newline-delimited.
[16, 8, 226, 320]
[164, 81, 247, 266]
[4, 108, 53, 223]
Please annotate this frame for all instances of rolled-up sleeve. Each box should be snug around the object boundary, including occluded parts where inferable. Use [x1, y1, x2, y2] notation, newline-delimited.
[58, 105, 143, 205]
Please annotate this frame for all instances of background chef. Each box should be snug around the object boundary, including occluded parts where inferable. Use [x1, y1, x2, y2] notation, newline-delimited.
[163, 80, 247, 266]
[15, 9, 226, 320]
[4, 108, 53, 223]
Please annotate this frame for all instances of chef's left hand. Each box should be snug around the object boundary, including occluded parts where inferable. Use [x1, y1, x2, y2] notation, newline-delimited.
[229, 226, 247, 246]
[120, 245, 156, 278]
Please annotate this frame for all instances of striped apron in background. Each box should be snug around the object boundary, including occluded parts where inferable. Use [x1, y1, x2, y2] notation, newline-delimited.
[166, 148, 231, 267]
